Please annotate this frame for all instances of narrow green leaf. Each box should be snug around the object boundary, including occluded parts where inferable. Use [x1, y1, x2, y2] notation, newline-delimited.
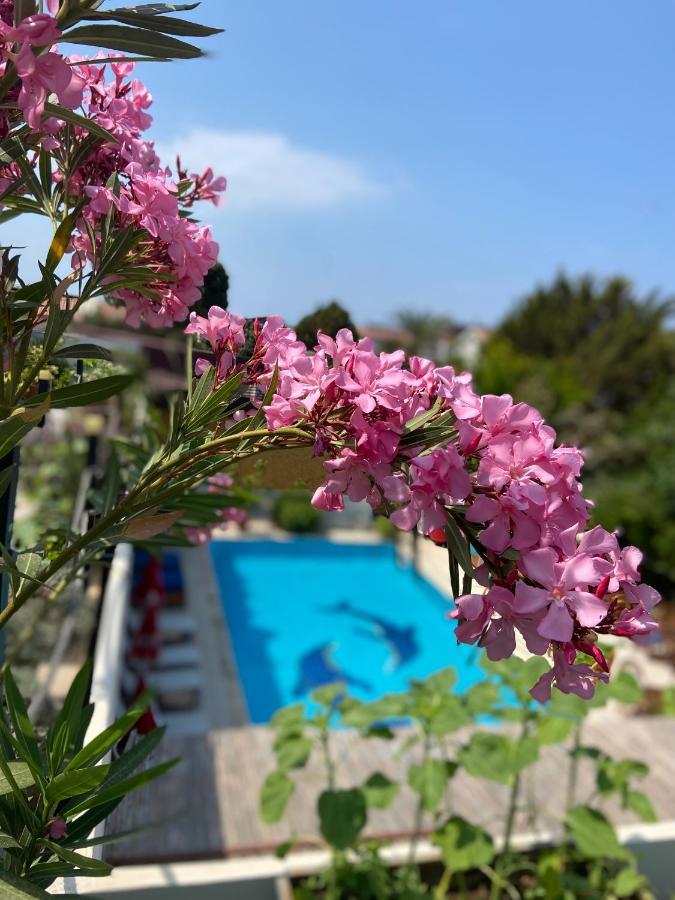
[0, 462, 17, 501]
[43, 102, 117, 143]
[63, 24, 204, 59]
[45, 210, 82, 272]
[81, 8, 222, 37]
[103, 726, 166, 790]
[49, 343, 112, 362]
[39, 839, 112, 875]
[45, 764, 110, 804]
[64, 758, 178, 816]
[445, 515, 474, 576]
[49, 659, 92, 772]
[66, 692, 152, 771]
[0, 831, 21, 848]
[0, 869, 53, 898]
[21, 374, 134, 410]
[3, 668, 42, 772]
[0, 761, 35, 795]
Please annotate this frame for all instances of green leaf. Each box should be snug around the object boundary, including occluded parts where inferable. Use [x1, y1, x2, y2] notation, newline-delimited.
[363, 772, 398, 809]
[46, 765, 110, 804]
[123, 510, 183, 539]
[464, 681, 500, 716]
[428, 695, 471, 736]
[624, 789, 657, 822]
[0, 831, 20, 848]
[66, 692, 152, 771]
[444, 516, 474, 576]
[407, 759, 448, 812]
[318, 789, 367, 850]
[403, 397, 442, 432]
[270, 704, 306, 732]
[39, 838, 112, 876]
[260, 770, 294, 824]
[609, 671, 641, 704]
[48, 659, 92, 773]
[0, 462, 17, 501]
[0, 413, 37, 458]
[44, 374, 134, 409]
[0, 869, 53, 897]
[64, 758, 177, 817]
[49, 343, 113, 362]
[103, 726, 167, 790]
[81, 8, 223, 37]
[15, 550, 43, 596]
[536, 715, 574, 745]
[431, 816, 495, 872]
[613, 865, 647, 897]
[310, 682, 345, 709]
[63, 24, 204, 58]
[418, 667, 457, 694]
[3, 668, 42, 774]
[43, 102, 117, 143]
[565, 805, 631, 861]
[45, 207, 81, 271]
[274, 733, 312, 772]
[458, 732, 539, 784]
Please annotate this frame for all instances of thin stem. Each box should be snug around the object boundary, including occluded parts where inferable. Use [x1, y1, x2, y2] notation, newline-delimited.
[566, 721, 583, 812]
[186, 334, 193, 402]
[408, 728, 432, 866]
[434, 864, 453, 899]
[489, 710, 532, 900]
[319, 723, 336, 792]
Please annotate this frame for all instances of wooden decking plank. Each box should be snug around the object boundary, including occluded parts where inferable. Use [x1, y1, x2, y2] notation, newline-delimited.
[104, 716, 675, 864]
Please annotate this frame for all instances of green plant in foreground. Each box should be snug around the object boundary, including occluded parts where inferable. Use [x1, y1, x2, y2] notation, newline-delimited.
[0, 662, 173, 895]
[260, 657, 656, 899]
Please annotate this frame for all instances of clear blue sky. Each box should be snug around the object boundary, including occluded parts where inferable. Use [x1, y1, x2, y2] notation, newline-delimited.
[15, 1, 675, 327]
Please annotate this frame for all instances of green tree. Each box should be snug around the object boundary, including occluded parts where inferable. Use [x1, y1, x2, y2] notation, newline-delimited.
[190, 261, 230, 319]
[296, 301, 358, 348]
[475, 273, 675, 595]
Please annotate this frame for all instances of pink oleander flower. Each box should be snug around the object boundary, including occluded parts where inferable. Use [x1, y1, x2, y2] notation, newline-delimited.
[2, 13, 61, 46]
[14, 43, 84, 130]
[390, 447, 472, 533]
[46, 817, 68, 840]
[530, 644, 609, 702]
[451, 585, 549, 660]
[514, 547, 611, 642]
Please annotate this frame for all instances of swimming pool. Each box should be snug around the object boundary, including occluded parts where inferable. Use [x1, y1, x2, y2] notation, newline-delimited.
[210, 538, 486, 724]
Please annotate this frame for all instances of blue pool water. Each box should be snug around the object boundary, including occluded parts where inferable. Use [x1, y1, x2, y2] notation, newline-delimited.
[211, 539, 487, 724]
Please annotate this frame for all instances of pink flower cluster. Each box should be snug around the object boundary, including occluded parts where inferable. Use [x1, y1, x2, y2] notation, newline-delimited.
[65, 57, 221, 327]
[0, 7, 224, 327]
[185, 307, 661, 701]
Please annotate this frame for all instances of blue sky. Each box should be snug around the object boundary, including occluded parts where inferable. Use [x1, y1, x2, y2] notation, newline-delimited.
[11, 1, 675, 327]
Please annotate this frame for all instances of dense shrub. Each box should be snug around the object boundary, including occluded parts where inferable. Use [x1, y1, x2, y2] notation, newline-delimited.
[273, 491, 321, 533]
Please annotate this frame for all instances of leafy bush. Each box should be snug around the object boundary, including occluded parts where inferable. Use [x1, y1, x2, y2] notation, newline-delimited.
[0, 663, 171, 892]
[261, 658, 655, 898]
[373, 516, 398, 541]
[273, 492, 321, 534]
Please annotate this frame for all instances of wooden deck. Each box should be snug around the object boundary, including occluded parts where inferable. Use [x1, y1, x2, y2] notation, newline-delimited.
[104, 714, 675, 865]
